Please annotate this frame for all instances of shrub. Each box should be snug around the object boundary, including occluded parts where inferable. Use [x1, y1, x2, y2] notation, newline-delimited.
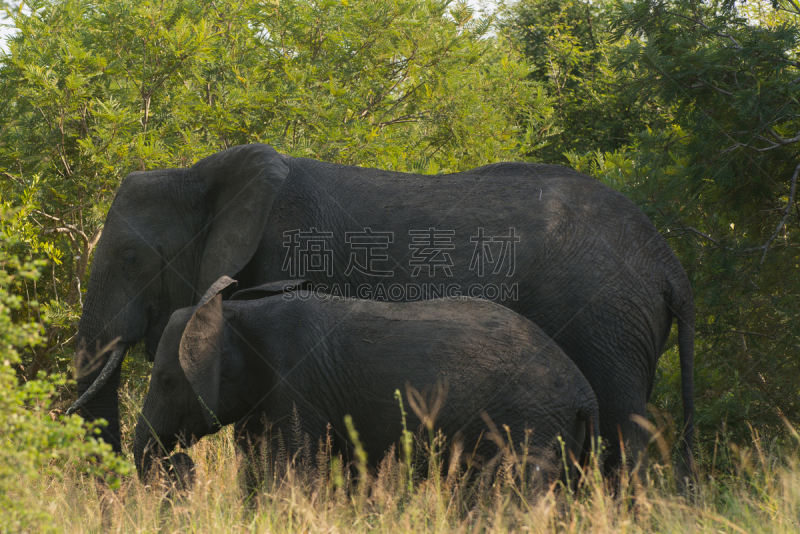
[0, 207, 131, 532]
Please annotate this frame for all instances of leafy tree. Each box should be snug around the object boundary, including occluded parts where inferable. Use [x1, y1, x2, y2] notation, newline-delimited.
[503, 0, 800, 451]
[564, 0, 800, 447]
[0, 0, 554, 377]
[498, 0, 664, 164]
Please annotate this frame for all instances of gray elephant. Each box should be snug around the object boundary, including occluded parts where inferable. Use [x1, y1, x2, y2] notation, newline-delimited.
[70, 143, 694, 473]
[133, 277, 600, 488]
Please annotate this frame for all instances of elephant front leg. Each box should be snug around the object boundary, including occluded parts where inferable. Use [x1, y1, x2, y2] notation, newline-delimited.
[234, 414, 274, 501]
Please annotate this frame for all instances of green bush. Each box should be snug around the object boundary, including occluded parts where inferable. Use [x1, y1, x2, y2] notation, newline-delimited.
[0, 207, 131, 532]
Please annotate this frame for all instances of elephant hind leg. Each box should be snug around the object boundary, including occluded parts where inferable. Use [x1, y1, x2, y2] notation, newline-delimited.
[599, 402, 650, 482]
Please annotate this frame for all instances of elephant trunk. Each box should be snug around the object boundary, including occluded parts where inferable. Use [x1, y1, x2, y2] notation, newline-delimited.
[134, 414, 177, 481]
[70, 269, 147, 452]
[67, 338, 127, 452]
[66, 342, 128, 452]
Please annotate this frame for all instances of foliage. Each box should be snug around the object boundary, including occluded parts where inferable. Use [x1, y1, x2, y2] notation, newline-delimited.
[502, 0, 800, 449]
[14, 375, 800, 533]
[0, 207, 131, 532]
[497, 0, 665, 164]
[2, 0, 799, 491]
[0, 0, 553, 375]
[560, 0, 800, 446]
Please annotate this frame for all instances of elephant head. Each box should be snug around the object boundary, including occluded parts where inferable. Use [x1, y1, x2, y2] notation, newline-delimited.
[69, 145, 288, 452]
[133, 276, 235, 479]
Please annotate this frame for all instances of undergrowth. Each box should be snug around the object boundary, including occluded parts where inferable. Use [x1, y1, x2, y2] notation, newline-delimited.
[6, 372, 800, 533]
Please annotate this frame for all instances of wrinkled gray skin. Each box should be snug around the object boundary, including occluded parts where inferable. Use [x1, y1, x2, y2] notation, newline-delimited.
[133, 278, 600, 488]
[74, 143, 694, 473]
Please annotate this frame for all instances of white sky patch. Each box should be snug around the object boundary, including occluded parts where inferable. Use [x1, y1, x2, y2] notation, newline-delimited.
[0, 2, 24, 55]
[0, 20, 14, 54]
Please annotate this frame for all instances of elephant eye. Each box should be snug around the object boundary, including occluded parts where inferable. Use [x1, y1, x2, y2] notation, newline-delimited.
[160, 374, 176, 393]
[122, 249, 141, 278]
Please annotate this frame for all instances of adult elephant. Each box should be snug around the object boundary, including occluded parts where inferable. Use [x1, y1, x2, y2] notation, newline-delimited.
[68, 143, 695, 473]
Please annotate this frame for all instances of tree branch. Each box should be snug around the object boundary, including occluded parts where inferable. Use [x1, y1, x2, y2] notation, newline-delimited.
[65, 228, 102, 308]
[732, 330, 776, 339]
[33, 210, 89, 246]
[721, 129, 800, 154]
[664, 10, 741, 49]
[677, 158, 797, 260]
[377, 113, 428, 128]
[759, 160, 799, 264]
[1, 171, 24, 187]
[689, 80, 732, 96]
[767, 129, 800, 146]
[679, 225, 720, 246]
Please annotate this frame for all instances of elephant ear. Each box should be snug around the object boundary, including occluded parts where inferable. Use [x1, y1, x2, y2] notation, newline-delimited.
[179, 277, 236, 427]
[230, 279, 312, 301]
[193, 144, 289, 300]
[197, 276, 238, 307]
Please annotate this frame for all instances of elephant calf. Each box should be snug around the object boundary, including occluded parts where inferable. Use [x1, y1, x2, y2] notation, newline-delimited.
[134, 276, 600, 489]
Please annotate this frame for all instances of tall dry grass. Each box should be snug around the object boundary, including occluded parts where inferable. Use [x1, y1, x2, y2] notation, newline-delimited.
[11, 378, 800, 533]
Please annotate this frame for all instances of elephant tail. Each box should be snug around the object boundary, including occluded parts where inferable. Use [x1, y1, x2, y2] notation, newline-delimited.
[575, 386, 601, 466]
[668, 272, 697, 479]
[677, 295, 696, 478]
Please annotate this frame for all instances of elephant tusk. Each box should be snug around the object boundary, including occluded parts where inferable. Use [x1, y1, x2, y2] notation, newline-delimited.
[66, 341, 127, 416]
